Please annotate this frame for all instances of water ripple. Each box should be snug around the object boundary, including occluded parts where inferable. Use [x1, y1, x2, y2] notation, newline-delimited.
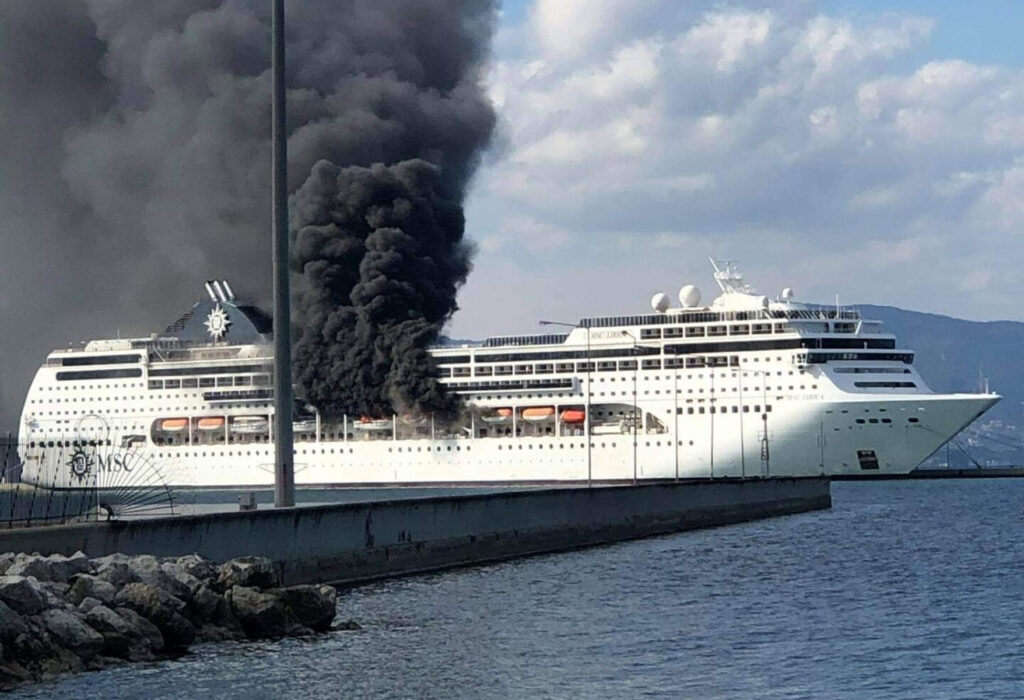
[10, 480, 1024, 699]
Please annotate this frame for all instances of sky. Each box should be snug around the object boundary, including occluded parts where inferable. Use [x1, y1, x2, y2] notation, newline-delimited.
[449, 0, 1024, 341]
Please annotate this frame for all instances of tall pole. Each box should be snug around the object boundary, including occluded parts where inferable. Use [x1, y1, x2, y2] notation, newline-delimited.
[633, 343, 638, 484]
[737, 368, 745, 478]
[709, 368, 715, 479]
[585, 326, 591, 486]
[272, 0, 295, 508]
[673, 350, 679, 481]
[620, 330, 638, 484]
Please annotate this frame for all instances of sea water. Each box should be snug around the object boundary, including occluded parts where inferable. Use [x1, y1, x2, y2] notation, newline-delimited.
[12, 480, 1024, 699]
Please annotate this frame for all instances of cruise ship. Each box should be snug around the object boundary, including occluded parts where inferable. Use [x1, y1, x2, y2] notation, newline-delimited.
[18, 264, 998, 489]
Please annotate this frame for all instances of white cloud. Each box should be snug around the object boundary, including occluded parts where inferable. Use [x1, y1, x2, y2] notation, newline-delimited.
[455, 1, 1024, 335]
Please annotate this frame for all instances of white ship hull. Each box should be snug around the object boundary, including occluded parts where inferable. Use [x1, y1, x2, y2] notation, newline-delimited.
[19, 394, 996, 490]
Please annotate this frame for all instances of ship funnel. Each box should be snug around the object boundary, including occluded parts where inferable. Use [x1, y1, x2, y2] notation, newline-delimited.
[221, 280, 236, 300]
[204, 281, 218, 302]
[211, 280, 228, 302]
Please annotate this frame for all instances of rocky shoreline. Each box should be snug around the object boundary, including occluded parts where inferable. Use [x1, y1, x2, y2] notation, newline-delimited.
[0, 551, 344, 688]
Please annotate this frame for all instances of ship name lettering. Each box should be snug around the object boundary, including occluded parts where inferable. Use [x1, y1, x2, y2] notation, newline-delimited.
[95, 453, 133, 473]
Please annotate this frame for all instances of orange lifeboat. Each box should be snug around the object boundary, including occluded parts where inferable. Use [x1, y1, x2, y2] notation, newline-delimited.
[480, 407, 513, 424]
[197, 417, 225, 431]
[521, 406, 555, 422]
[160, 418, 188, 432]
[560, 409, 586, 424]
[354, 416, 392, 432]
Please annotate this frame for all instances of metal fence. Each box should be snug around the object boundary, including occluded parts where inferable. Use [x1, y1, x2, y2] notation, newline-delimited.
[0, 436, 177, 529]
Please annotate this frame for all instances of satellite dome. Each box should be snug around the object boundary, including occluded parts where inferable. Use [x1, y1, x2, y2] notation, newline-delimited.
[651, 292, 670, 313]
[781, 287, 794, 300]
[678, 284, 701, 308]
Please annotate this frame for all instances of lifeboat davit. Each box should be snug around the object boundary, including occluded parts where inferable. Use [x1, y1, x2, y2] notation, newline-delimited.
[521, 406, 555, 422]
[560, 409, 586, 424]
[197, 417, 225, 431]
[160, 418, 188, 432]
[480, 407, 513, 424]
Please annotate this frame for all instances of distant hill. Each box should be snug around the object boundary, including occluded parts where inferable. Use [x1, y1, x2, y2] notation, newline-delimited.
[859, 305, 1021, 423]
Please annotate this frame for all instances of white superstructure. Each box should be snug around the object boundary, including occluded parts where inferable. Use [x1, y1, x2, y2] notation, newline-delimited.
[19, 262, 999, 489]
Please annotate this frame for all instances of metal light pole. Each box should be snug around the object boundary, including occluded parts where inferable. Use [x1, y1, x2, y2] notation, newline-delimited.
[620, 331, 639, 484]
[736, 367, 745, 478]
[673, 349, 679, 481]
[540, 320, 591, 486]
[272, 0, 295, 508]
[737, 368, 770, 478]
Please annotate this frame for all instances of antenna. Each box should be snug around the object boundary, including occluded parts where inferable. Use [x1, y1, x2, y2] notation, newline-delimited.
[709, 258, 751, 295]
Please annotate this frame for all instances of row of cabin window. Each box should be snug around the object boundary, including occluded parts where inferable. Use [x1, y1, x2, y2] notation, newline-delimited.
[148, 375, 271, 390]
[640, 323, 783, 339]
[678, 405, 773, 415]
[439, 356, 743, 378]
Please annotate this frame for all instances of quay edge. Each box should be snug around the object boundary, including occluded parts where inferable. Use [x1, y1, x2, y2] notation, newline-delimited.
[0, 477, 830, 586]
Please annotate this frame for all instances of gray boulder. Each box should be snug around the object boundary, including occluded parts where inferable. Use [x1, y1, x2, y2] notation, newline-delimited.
[176, 554, 217, 583]
[0, 576, 50, 615]
[195, 623, 244, 643]
[93, 561, 138, 588]
[39, 609, 104, 661]
[9, 615, 59, 661]
[36, 647, 85, 678]
[49, 553, 91, 580]
[0, 600, 29, 647]
[216, 557, 277, 591]
[276, 585, 337, 633]
[190, 584, 224, 623]
[114, 583, 194, 649]
[113, 607, 164, 658]
[121, 558, 195, 601]
[126, 554, 161, 574]
[6, 553, 90, 583]
[157, 562, 202, 597]
[83, 605, 135, 658]
[0, 553, 16, 575]
[76, 597, 104, 614]
[69, 575, 117, 606]
[6, 556, 60, 583]
[227, 586, 286, 639]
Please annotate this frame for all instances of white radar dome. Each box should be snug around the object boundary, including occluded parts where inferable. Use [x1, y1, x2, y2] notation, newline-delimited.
[650, 292, 670, 313]
[678, 284, 701, 308]
[781, 287, 794, 300]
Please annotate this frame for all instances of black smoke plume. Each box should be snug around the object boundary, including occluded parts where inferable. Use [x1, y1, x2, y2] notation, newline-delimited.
[289, 6, 497, 419]
[0, 0, 496, 427]
[291, 160, 472, 418]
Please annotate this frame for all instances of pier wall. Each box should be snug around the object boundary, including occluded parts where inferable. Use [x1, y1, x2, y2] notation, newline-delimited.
[0, 477, 830, 586]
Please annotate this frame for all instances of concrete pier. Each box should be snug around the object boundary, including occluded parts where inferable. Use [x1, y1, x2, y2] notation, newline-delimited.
[0, 477, 830, 586]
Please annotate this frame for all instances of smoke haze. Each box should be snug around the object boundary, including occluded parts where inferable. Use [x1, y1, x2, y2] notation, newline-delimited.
[0, 0, 497, 426]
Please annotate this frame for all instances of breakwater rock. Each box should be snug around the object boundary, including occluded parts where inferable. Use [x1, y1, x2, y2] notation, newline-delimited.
[0, 552, 339, 688]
